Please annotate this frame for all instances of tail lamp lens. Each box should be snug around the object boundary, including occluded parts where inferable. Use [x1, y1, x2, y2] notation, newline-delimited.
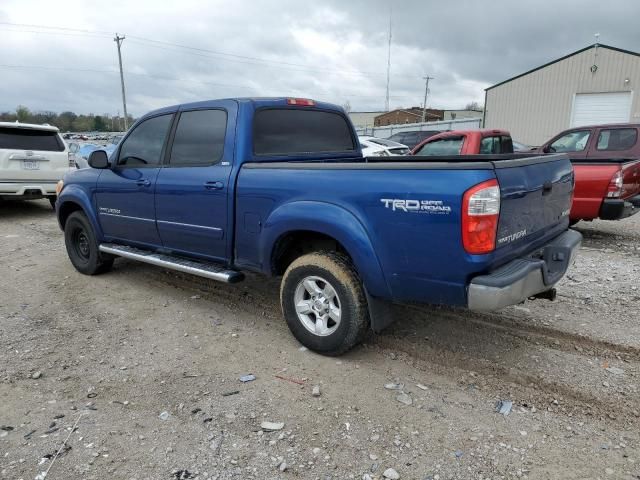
[462, 179, 500, 254]
[606, 170, 623, 198]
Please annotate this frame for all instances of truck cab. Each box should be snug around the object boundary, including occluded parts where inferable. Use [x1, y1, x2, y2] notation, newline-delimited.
[411, 129, 514, 156]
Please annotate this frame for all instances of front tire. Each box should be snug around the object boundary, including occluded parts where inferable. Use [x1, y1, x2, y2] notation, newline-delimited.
[280, 252, 369, 356]
[64, 211, 113, 275]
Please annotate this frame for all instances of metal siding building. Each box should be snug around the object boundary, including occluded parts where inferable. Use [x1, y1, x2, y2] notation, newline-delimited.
[485, 44, 640, 146]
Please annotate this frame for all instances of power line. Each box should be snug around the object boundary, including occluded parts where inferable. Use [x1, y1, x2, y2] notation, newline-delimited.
[0, 21, 420, 79]
[0, 64, 420, 100]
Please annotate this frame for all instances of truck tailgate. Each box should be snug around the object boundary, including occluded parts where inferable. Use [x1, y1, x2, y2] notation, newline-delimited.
[492, 154, 573, 264]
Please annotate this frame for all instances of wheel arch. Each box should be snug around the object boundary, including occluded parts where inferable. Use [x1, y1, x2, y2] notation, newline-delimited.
[261, 201, 391, 299]
[56, 186, 103, 239]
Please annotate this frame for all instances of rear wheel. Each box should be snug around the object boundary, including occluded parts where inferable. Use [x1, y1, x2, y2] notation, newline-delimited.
[48, 196, 57, 209]
[64, 211, 113, 275]
[280, 251, 369, 356]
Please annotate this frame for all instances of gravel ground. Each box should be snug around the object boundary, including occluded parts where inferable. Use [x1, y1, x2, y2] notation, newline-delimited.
[1, 200, 639, 480]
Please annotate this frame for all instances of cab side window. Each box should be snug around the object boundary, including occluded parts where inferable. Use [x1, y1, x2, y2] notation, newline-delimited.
[118, 114, 173, 167]
[549, 130, 590, 153]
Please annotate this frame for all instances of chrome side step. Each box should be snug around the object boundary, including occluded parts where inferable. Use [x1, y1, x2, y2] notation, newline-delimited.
[99, 243, 244, 284]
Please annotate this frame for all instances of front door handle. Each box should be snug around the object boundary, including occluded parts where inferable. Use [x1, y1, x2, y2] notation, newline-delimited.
[136, 179, 151, 187]
[204, 181, 224, 190]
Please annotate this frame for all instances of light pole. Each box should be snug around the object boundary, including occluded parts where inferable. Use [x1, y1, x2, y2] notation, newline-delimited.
[421, 76, 434, 123]
[114, 33, 129, 131]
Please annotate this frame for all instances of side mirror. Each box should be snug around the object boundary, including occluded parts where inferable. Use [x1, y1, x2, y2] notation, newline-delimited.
[68, 142, 80, 154]
[542, 145, 550, 153]
[88, 150, 110, 169]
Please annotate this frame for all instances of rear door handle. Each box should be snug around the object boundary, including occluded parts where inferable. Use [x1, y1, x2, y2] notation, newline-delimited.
[204, 181, 224, 190]
[136, 179, 151, 187]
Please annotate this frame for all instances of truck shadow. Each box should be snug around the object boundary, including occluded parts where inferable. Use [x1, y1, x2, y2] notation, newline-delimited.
[0, 199, 54, 220]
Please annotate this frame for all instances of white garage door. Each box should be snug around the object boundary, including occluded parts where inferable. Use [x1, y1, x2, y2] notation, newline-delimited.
[571, 92, 632, 127]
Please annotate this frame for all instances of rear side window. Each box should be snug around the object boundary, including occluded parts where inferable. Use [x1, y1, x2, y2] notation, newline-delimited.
[596, 128, 637, 151]
[479, 136, 513, 154]
[415, 136, 464, 156]
[0, 127, 64, 152]
[254, 109, 355, 156]
[170, 109, 227, 166]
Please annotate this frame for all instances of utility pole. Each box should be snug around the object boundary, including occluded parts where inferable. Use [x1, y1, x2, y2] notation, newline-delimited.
[421, 76, 434, 123]
[384, 7, 392, 111]
[114, 33, 128, 131]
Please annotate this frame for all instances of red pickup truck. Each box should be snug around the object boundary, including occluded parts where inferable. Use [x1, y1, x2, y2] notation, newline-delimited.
[411, 129, 513, 155]
[538, 125, 640, 223]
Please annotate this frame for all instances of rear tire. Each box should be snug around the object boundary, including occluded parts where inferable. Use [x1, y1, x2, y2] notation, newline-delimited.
[280, 251, 369, 356]
[48, 196, 57, 209]
[64, 211, 113, 275]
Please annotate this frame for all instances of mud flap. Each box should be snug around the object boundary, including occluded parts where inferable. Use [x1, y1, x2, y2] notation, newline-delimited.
[365, 289, 396, 333]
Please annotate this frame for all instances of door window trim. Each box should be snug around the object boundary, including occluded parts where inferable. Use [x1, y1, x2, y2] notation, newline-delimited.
[162, 108, 228, 168]
[114, 113, 175, 169]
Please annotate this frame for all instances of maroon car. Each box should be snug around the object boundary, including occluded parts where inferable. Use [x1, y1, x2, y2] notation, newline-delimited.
[537, 124, 640, 222]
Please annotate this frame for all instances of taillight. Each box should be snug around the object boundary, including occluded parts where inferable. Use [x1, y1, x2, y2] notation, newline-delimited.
[287, 98, 315, 106]
[606, 170, 623, 198]
[462, 179, 500, 254]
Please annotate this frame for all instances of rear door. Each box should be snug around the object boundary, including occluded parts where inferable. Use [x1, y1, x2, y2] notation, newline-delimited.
[0, 126, 68, 183]
[154, 102, 236, 261]
[95, 113, 173, 247]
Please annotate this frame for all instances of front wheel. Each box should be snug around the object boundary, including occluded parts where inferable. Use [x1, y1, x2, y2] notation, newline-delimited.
[64, 211, 113, 275]
[280, 252, 369, 356]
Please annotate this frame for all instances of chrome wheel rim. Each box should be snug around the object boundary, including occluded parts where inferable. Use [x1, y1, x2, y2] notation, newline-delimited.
[293, 275, 341, 337]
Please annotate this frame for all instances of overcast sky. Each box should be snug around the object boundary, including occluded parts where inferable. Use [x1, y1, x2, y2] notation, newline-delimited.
[0, 0, 637, 116]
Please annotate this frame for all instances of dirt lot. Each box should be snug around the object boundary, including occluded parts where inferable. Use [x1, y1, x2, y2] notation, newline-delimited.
[1, 200, 639, 480]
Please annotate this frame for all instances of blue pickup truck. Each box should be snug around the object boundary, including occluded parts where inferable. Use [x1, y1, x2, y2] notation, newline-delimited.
[55, 97, 581, 355]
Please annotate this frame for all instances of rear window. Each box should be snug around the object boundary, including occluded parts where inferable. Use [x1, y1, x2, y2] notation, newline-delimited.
[415, 136, 464, 156]
[0, 127, 64, 152]
[253, 109, 355, 156]
[596, 128, 637, 151]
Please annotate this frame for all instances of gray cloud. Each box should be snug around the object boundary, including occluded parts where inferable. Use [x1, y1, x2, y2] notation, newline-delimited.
[1, 0, 638, 116]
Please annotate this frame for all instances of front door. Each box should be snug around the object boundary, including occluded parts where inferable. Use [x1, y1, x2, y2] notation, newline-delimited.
[95, 113, 174, 247]
[154, 104, 235, 261]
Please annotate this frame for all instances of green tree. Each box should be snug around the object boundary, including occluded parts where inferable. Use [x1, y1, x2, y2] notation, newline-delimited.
[93, 115, 106, 131]
[16, 105, 31, 122]
[58, 111, 77, 132]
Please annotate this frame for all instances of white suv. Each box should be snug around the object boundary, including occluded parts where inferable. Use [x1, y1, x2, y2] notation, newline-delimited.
[0, 122, 73, 208]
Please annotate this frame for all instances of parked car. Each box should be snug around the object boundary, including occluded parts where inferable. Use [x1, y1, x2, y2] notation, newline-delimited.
[538, 124, 640, 223]
[411, 129, 514, 155]
[56, 97, 580, 355]
[386, 130, 441, 149]
[359, 136, 410, 156]
[0, 122, 72, 208]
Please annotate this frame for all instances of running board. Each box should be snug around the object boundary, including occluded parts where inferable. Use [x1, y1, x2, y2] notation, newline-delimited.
[99, 243, 244, 283]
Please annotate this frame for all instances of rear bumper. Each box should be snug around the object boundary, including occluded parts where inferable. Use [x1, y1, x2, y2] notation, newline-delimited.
[599, 195, 640, 220]
[467, 229, 582, 311]
[0, 181, 59, 199]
